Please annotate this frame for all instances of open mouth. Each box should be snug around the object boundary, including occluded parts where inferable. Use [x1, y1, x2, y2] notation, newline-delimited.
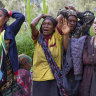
[43, 29, 49, 32]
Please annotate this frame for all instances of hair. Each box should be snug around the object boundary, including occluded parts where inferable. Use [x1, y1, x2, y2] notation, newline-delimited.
[0, 8, 9, 18]
[57, 9, 68, 18]
[40, 16, 58, 33]
[67, 9, 77, 18]
[57, 9, 77, 19]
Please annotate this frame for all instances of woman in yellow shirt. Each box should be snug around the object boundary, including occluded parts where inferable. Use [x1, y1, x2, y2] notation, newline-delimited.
[31, 14, 70, 96]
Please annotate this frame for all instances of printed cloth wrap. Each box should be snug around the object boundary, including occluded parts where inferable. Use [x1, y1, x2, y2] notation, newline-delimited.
[17, 54, 33, 96]
[16, 69, 32, 96]
[18, 54, 32, 71]
[38, 34, 68, 96]
[0, 30, 6, 80]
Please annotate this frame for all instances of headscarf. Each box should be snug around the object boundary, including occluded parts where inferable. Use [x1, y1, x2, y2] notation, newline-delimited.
[18, 54, 32, 71]
[57, 9, 77, 18]
[57, 9, 68, 18]
[67, 9, 77, 18]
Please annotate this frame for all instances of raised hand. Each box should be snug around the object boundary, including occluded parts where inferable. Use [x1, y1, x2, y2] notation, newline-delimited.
[65, 6, 77, 12]
[61, 18, 70, 35]
[42, 14, 51, 18]
[56, 14, 70, 35]
[56, 14, 64, 29]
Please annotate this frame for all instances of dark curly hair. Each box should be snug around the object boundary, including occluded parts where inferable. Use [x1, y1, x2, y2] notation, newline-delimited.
[0, 8, 9, 17]
[57, 9, 77, 18]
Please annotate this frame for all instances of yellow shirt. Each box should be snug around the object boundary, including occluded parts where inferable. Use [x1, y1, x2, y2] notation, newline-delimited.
[33, 27, 63, 81]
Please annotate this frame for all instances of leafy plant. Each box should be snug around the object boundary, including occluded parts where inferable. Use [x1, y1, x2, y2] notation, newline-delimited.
[42, 0, 48, 14]
[90, 26, 95, 36]
[16, 0, 48, 60]
[25, 0, 31, 32]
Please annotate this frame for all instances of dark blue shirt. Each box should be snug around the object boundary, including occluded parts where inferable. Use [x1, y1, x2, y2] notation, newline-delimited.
[4, 11, 25, 72]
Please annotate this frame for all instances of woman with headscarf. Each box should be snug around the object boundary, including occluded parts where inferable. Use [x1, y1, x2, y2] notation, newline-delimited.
[0, 8, 25, 96]
[18, 54, 32, 96]
[31, 14, 70, 96]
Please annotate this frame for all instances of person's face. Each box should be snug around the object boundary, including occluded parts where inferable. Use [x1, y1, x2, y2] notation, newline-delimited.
[67, 16, 77, 31]
[93, 18, 96, 35]
[0, 10, 8, 28]
[42, 19, 54, 36]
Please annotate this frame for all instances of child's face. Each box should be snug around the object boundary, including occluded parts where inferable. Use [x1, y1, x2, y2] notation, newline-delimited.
[93, 18, 96, 35]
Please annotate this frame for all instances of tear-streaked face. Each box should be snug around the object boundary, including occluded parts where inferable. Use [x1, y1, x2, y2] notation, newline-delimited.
[93, 18, 96, 35]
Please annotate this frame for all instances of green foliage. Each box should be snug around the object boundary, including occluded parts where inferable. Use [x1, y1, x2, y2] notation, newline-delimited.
[25, 0, 31, 32]
[42, 0, 48, 14]
[1, 0, 25, 12]
[16, 24, 34, 58]
[16, 0, 48, 59]
[90, 26, 95, 36]
[47, 0, 96, 16]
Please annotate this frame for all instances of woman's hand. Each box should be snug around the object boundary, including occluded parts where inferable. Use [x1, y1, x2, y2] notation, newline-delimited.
[65, 6, 76, 11]
[8, 11, 12, 17]
[56, 14, 64, 29]
[61, 18, 70, 35]
[42, 14, 51, 18]
[65, 6, 78, 13]
[57, 15, 70, 35]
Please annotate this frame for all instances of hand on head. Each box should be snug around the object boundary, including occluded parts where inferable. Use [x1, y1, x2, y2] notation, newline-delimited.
[56, 14, 70, 35]
[42, 14, 51, 18]
[56, 14, 64, 24]
[65, 6, 77, 12]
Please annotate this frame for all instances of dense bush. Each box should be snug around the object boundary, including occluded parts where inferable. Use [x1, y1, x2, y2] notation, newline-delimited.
[16, 23, 34, 61]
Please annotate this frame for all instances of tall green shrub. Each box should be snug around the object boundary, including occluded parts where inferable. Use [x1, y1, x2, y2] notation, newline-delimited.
[42, 0, 48, 14]
[16, 0, 48, 58]
[25, 0, 31, 32]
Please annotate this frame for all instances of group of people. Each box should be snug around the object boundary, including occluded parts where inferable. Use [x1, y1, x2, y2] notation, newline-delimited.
[31, 6, 96, 96]
[0, 6, 96, 96]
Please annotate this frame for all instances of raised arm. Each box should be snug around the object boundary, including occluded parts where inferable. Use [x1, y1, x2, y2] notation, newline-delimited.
[30, 14, 43, 39]
[30, 14, 50, 39]
[8, 11, 25, 36]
